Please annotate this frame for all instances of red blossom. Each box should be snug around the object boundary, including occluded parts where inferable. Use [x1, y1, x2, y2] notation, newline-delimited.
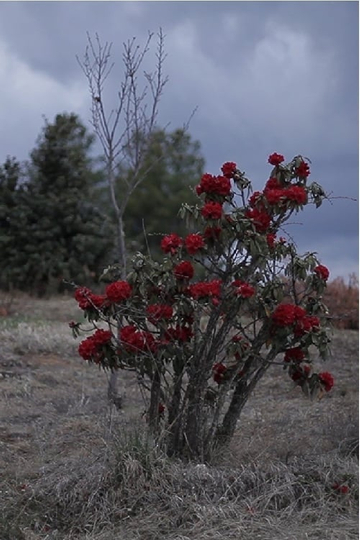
[291, 364, 311, 383]
[213, 362, 227, 384]
[173, 261, 194, 280]
[284, 347, 305, 363]
[268, 153, 285, 166]
[105, 281, 132, 303]
[188, 279, 222, 299]
[265, 177, 281, 190]
[264, 188, 286, 205]
[318, 371, 335, 392]
[161, 233, 183, 255]
[204, 226, 222, 239]
[221, 161, 237, 178]
[147, 304, 173, 323]
[272, 304, 307, 327]
[74, 287, 93, 310]
[165, 325, 193, 342]
[332, 483, 349, 494]
[120, 325, 156, 353]
[294, 315, 320, 337]
[158, 403, 165, 415]
[78, 329, 112, 362]
[232, 280, 255, 298]
[245, 208, 271, 233]
[266, 233, 276, 249]
[286, 186, 307, 205]
[201, 201, 223, 220]
[196, 174, 231, 197]
[185, 233, 205, 255]
[295, 161, 311, 178]
[248, 191, 263, 208]
[314, 264, 330, 281]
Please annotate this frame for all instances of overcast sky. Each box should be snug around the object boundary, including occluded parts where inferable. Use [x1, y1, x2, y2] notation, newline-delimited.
[0, 1, 358, 279]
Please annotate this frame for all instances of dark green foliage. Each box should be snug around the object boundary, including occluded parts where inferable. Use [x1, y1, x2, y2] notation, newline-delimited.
[0, 113, 113, 295]
[117, 128, 205, 259]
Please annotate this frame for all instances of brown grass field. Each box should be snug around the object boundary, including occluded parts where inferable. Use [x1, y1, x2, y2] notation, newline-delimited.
[0, 294, 358, 540]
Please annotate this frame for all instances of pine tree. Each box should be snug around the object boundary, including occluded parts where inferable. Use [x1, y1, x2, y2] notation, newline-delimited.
[4, 113, 113, 295]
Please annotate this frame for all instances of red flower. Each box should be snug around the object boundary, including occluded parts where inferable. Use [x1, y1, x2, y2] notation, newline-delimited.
[295, 161, 310, 178]
[245, 208, 271, 233]
[286, 186, 307, 205]
[158, 403, 165, 415]
[266, 233, 276, 249]
[265, 177, 281, 190]
[161, 233, 183, 255]
[188, 279, 222, 299]
[201, 201, 223, 220]
[147, 304, 173, 323]
[174, 261, 194, 280]
[120, 325, 156, 353]
[291, 364, 311, 383]
[78, 336, 98, 360]
[314, 264, 330, 281]
[264, 188, 286, 205]
[105, 281, 132, 303]
[294, 315, 320, 337]
[92, 329, 112, 345]
[318, 371, 334, 392]
[248, 191, 263, 208]
[232, 280, 255, 298]
[74, 287, 93, 310]
[268, 153, 285, 166]
[204, 226, 222, 239]
[213, 362, 227, 384]
[272, 304, 306, 327]
[284, 347, 305, 363]
[221, 161, 237, 178]
[332, 483, 349, 494]
[165, 325, 193, 342]
[185, 233, 205, 255]
[196, 174, 231, 197]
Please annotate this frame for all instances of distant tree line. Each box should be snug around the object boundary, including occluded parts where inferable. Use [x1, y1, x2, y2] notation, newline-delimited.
[0, 113, 204, 295]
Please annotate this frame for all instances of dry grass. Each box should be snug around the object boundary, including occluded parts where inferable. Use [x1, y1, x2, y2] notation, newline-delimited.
[0, 293, 358, 539]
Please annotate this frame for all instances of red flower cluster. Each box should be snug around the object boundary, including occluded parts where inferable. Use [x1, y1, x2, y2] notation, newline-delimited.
[232, 280, 255, 298]
[196, 174, 231, 197]
[314, 264, 330, 281]
[332, 483, 349, 494]
[173, 261, 194, 281]
[272, 304, 307, 327]
[185, 233, 205, 255]
[78, 329, 112, 361]
[221, 161, 237, 178]
[265, 177, 281, 190]
[295, 161, 310, 178]
[165, 325, 193, 342]
[291, 364, 311, 383]
[120, 325, 156, 353]
[286, 186, 307, 205]
[245, 208, 271, 232]
[264, 188, 286, 205]
[106, 281, 132, 303]
[318, 371, 334, 392]
[266, 233, 276, 249]
[232, 334, 250, 360]
[213, 362, 227, 384]
[294, 315, 320, 337]
[188, 279, 222, 300]
[75, 287, 107, 311]
[201, 201, 223, 220]
[147, 304, 173, 323]
[284, 347, 305, 363]
[268, 153, 285, 166]
[161, 233, 183, 255]
[204, 226, 222, 239]
[248, 191, 263, 209]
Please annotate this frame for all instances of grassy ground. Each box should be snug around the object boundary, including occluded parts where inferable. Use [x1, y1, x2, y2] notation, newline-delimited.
[0, 294, 358, 539]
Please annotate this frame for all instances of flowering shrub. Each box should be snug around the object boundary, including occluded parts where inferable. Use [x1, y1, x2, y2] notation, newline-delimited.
[71, 153, 333, 460]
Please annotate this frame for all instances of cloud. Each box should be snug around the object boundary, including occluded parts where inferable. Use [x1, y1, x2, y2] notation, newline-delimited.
[0, 39, 88, 160]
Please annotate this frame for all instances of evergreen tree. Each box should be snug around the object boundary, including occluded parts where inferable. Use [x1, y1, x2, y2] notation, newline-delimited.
[3, 113, 113, 295]
[116, 128, 205, 259]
